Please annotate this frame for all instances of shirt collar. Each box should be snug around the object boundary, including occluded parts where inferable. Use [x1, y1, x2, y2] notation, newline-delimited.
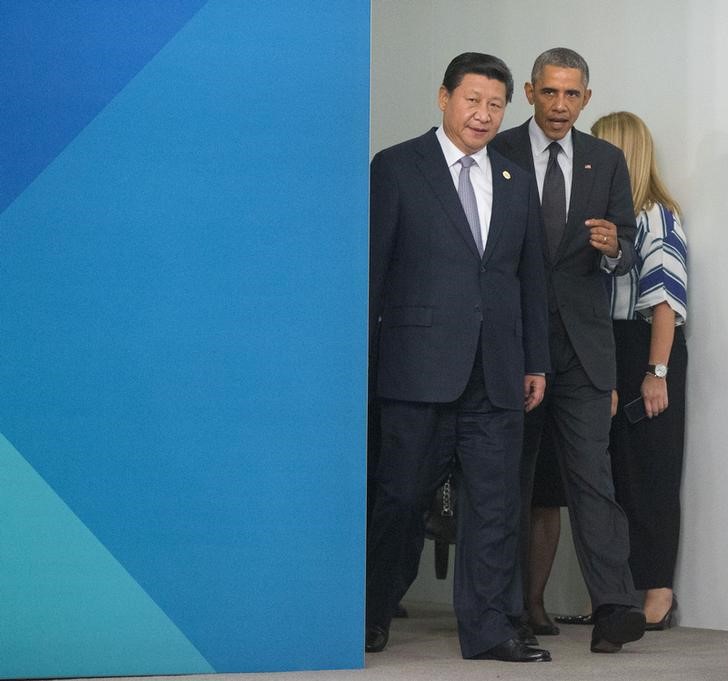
[436, 126, 489, 168]
[528, 117, 573, 160]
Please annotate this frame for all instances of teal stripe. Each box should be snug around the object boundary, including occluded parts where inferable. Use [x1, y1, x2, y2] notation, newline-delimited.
[0, 433, 215, 679]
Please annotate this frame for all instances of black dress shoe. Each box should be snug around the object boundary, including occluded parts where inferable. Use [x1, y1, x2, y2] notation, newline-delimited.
[554, 613, 593, 625]
[471, 637, 551, 662]
[365, 624, 389, 653]
[590, 629, 623, 653]
[591, 605, 645, 653]
[645, 596, 677, 631]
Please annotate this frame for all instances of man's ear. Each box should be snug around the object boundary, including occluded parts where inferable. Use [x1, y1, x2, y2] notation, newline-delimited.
[524, 81, 535, 105]
[582, 88, 593, 109]
[438, 85, 449, 112]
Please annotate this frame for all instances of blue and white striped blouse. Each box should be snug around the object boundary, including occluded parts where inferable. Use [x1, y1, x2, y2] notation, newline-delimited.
[608, 202, 688, 324]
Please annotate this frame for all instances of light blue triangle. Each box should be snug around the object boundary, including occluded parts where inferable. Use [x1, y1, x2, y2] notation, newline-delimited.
[0, 432, 215, 679]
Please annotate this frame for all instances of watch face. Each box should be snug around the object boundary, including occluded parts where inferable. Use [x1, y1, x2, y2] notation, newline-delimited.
[655, 364, 668, 378]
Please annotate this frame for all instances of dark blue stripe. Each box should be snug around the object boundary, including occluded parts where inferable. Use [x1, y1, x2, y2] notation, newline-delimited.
[0, 0, 208, 215]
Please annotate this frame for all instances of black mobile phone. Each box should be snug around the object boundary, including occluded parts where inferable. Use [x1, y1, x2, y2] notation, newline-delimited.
[623, 396, 647, 424]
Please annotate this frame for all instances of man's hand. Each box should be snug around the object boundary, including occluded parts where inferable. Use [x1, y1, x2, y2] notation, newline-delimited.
[524, 374, 546, 412]
[611, 389, 619, 417]
[586, 218, 619, 258]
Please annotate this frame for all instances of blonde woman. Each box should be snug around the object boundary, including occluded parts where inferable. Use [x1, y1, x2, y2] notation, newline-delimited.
[591, 112, 687, 630]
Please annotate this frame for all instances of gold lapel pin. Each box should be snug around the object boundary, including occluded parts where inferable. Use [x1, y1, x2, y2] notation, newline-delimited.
[502, 170, 511, 180]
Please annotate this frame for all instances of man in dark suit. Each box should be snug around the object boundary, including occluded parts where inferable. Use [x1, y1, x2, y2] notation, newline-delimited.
[490, 47, 646, 653]
[366, 53, 551, 663]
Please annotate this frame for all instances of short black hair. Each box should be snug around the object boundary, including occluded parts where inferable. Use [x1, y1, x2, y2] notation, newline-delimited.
[442, 52, 514, 103]
[531, 47, 590, 87]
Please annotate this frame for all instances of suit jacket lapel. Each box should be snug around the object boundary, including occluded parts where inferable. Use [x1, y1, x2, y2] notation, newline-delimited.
[502, 122, 536, 176]
[563, 129, 595, 250]
[483, 150, 514, 265]
[494, 123, 550, 263]
[413, 130, 482, 260]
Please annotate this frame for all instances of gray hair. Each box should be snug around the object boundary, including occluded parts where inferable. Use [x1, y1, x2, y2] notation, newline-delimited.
[531, 47, 589, 87]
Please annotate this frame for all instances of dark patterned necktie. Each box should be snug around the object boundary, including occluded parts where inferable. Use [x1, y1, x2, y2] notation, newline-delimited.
[541, 142, 566, 258]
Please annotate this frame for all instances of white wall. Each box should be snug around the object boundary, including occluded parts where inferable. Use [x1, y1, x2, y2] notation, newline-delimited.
[371, 0, 728, 630]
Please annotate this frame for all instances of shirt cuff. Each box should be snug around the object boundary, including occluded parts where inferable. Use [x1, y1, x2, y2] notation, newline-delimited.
[601, 249, 623, 272]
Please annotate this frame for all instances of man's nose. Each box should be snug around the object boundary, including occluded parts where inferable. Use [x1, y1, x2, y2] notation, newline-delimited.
[474, 104, 491, 120]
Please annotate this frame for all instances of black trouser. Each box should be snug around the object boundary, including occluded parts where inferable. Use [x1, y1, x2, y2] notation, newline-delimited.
[519, 315, 639, 612]
[610, 321, 687, 589]
[366, 350, 524, 657]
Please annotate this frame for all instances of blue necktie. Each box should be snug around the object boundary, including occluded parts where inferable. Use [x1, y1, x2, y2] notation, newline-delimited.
[458, 156, 484, 255]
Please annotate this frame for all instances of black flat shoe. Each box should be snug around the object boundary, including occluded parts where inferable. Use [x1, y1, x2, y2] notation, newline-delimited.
[365, 624, 389, 653]
[645, 597, 678, 631]
[554, 613, 593, 625]
[528, 617, 560, 636]
[516, 623, 539, 647]
[470, 637, 551, 662]
[393, 602, 409, 618]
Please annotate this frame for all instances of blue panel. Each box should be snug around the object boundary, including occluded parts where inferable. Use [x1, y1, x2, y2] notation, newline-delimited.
[0, 0, 208, 214]
[0, 0, 369, 675]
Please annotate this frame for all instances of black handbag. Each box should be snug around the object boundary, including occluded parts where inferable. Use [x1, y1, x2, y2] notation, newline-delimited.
[423, 473, 457, 579]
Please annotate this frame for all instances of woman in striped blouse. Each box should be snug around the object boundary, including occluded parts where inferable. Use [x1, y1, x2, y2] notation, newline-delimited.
[592, 112, 688, 630]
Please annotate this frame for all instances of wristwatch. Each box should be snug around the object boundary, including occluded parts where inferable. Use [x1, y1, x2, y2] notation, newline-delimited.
[646, 363, 668, 378]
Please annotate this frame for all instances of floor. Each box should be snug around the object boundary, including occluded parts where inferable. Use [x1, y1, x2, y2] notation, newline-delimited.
[56, 601, 728, 681]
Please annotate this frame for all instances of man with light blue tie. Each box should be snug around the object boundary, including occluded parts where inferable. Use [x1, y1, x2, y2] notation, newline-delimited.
[366, 52, 550, 663]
